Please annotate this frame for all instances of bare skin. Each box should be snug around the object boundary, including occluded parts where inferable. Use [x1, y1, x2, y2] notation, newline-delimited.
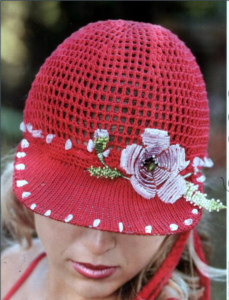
[2, 214, 180, 300]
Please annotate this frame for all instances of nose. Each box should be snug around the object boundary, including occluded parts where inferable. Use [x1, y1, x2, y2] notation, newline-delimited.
[82, 228, 116, 256]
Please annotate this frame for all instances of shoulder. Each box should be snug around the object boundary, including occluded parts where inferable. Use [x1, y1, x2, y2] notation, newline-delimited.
[1, 239, 45, 298]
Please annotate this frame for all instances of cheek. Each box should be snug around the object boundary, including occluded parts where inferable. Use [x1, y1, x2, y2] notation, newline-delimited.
[121, 236, 165, 277]
[34, 215, 73, 263]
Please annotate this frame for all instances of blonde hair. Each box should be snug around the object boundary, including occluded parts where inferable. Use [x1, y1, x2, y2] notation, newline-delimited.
[1, 160, 226, 300]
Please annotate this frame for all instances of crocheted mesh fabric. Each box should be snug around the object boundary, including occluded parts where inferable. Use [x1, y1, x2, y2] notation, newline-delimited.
[24, 20, 209, 169]
[13, 20, 210, 235]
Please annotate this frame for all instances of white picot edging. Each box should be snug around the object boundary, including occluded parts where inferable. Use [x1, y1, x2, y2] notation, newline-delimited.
[32, 130, 43, 138]
[170, 224, 178, 231]
[26, 123, 33, 133]
[102, 149, 110, 157]
[192, 209, 198, 215]
[196, 175, 206, 183]
[20, 122, 26, 132]
[119, 222, 123, 232]
[25, 123, 43, 138]
[15, 164, 25, 170]
[184, 219, 193, 226]
[22, 192, 31, 199]
[93, 219, 101, 227]
[16, 152, 26, 158]
[145, 225, 152, 234]
[87, 139, 94, 152]
[30, 204, 37, 210]
[21, 139, 29, 149]
[65, 139, 72, 150]
[44, 210, 51, 217]
[16, 180, 28, 187]
[65, 214, 73, 223]
[46, 134, 55, 144]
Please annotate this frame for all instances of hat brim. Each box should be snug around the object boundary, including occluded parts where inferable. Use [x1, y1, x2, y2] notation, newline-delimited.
[13, 142, 202, 235]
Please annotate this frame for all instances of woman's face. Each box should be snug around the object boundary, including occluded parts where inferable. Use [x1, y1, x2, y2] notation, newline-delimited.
[35, 214, 166, 300]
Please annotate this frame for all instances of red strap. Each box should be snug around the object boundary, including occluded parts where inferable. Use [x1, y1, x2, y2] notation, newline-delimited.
[193, 228, 211, 300]
[134, 231, 190, 300]
[2, 252, 46, 300]
[134, 229, 211, 300]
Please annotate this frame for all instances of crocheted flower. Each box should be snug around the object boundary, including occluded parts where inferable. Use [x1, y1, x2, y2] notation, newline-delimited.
[85, 128, 226, 212]
[120, 129, 190, 203]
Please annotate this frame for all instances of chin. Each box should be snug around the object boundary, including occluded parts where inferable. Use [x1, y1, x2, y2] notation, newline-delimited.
[69, 277, 120, 299]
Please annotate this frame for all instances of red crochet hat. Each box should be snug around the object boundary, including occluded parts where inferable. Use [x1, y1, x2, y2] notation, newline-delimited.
[13, 20, 220, 235]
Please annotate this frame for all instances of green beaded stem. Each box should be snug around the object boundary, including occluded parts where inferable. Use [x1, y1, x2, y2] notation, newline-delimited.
[97, 152, 106, 166]
[184, 181, 226, 212]
[88, 136, 130, 180]
[88, 166, 130, 180]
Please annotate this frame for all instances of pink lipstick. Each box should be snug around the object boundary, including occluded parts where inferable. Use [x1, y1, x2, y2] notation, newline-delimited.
[71, 261, 117, 279]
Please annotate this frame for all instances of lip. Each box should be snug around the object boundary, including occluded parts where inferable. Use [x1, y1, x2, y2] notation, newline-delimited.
[71, 261, 118, 279]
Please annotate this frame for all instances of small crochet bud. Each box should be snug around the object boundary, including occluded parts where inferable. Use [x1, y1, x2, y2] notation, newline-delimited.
[94, 137, 109, 153]
[94, 129, 109, 153]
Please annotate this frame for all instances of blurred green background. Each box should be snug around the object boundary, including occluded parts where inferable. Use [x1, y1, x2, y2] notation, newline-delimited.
[1, 1, 226, 298]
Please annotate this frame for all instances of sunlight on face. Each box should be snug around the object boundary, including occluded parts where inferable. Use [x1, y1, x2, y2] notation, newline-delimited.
[35, 214, 166, 300]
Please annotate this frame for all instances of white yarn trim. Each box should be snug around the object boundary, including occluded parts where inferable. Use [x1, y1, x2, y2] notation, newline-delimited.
[26, 123, 33, 133]
[193, 156, 214, 169]
[119, 222, 123, 232]
[16, 152, 26, 158]
[103, 148, 110, 157]
[15, 164, 25, 170]
[184, 219, 193, 226]
[30, 203, 36, 210]
[44, 210, 51, 217]
[21, 139, 29, 148]
[22, 191, 31, 198]
[32, 130, 43, 138]
[196, 175, 206, 183]
[25, 123, 43, 138]
[65, 214, 73, 223]
[202, 157, 214, 168]
[145, 225, 152, 233]
[20, 122, 26, 132]
[16, 180, 28, 187]
[191, 209, 199, 214]
[170, 224, 178, 231]
[65, 139, 72, 150]
[46, 134, 55, 144]
[87, 139, 94, 152]
[93, 219, 100, 227]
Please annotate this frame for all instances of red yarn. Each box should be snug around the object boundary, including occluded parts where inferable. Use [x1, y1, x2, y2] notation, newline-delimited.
[13, 20, 209, 236]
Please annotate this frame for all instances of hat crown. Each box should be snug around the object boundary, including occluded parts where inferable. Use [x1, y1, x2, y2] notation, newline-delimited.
[23, 20, 209, 168]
